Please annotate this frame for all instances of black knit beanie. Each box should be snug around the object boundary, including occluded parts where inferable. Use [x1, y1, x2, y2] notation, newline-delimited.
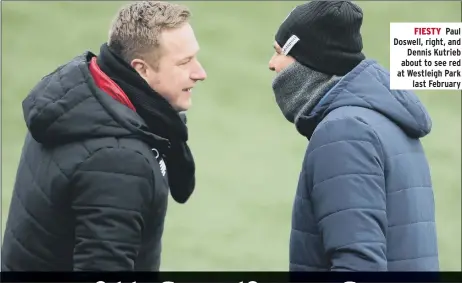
[275, 1, 366, 76]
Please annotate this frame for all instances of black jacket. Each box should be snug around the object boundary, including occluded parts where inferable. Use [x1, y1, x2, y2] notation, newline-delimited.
[1, 52, 173, 271]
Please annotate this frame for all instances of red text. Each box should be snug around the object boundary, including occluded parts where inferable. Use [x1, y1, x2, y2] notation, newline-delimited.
[414, 27, 441, 35]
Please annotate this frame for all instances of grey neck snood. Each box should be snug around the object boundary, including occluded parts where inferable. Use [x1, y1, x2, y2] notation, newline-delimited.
[271, 61, 341, 124]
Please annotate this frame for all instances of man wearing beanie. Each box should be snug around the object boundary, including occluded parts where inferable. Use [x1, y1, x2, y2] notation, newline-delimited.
[269, 1, 439, 271]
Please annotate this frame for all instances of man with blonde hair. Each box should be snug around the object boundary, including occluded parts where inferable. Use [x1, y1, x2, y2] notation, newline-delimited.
[2, 1, 206, 271]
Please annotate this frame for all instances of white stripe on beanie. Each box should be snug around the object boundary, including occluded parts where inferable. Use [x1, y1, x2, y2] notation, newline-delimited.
[282, 34, 300, 55]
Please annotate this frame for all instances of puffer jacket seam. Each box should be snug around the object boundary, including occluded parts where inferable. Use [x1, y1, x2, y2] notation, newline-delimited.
[307, 139, 374, 155]
[81, 140, 94, 158]
[34, 75, 87, 122]
[290, 261, 326, 269]
[318, 207, 386, 225]
[6, 229, 56, 268]
[389, 220, 435, 228]
[69, 146, 151, 181]
[386, 151, 427, 161]
[23, 157, 53, 207]
[333, 97, 387, 167]
[68, 145, 156, 216]
[387, 185, 431, 195]
[368, 65, 427, 127]
[389, 254, 438, 263]
[12, 188, 56, 238]
[291, 227, 318, 236]
[307, 116, 386, 169]
[51, 157, 71, 181]
[313, 172, 382, 190]
[44, 94, 92, 135]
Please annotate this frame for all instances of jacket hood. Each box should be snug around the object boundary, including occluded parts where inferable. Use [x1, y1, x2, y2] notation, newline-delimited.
[22, 52, 167, 148]
[297, 59, 432, 139]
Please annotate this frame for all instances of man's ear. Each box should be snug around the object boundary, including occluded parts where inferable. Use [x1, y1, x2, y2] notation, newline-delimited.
[131, 59, 149, 79]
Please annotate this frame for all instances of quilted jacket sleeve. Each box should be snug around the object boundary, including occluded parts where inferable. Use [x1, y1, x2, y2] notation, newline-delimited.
[306, 117, 387, 271]
[70, 147, 154, 271]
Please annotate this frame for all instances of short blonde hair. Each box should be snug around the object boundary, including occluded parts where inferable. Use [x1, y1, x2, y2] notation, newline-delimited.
[108, 1, 191, 66]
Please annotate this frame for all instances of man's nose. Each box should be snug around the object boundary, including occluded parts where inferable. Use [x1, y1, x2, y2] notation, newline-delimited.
[192, 63, 207, 81]
[268, 56, 276, 71]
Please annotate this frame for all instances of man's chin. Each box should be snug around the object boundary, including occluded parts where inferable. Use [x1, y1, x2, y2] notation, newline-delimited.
[173, 101, 192, 112]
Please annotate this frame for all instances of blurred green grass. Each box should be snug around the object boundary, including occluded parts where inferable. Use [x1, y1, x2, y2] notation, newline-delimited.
[1, 1, 460, 271]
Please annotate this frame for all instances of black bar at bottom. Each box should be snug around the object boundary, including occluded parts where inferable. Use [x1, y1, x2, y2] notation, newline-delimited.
[1, 271, 461, 283]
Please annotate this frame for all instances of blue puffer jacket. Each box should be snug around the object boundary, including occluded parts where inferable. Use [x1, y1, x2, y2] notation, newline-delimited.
[290, 59, 439, 271]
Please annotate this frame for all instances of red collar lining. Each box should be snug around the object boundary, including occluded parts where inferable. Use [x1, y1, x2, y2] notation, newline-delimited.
[88, 56, 136, 112]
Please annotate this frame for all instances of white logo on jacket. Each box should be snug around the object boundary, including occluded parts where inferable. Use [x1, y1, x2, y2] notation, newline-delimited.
[152, 148, 167, 177]
[158, 159, 167, 177]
